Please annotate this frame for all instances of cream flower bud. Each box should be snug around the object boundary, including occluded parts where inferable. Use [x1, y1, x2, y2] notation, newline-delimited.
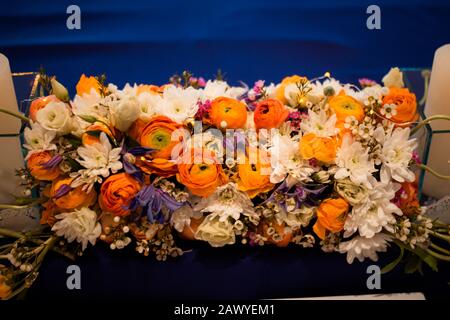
[51, 78, 70, 102]
[382, 67, 404, 88]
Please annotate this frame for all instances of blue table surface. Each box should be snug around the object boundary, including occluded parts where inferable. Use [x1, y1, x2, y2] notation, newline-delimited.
[26, 241, 450, 300]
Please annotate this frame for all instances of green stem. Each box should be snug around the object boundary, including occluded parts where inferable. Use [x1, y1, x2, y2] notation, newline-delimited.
[0, 108, 30, 123]
[426, 248, 450, 261]
[430, 231, 450, 242]
[0, 228, 75, 261]
[430, 242, 450, 256]
[416, 164, 450, 180]
[410, 114, 450, 135]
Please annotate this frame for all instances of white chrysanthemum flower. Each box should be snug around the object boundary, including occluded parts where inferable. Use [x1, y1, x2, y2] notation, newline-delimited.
[309, 78, 356, 99]
[338, 233, 392, 264]
[201, 80, 246, 101]
[300, 109, 339, 137]
[36, 101, 74, 135]
[71, 133, 122, 191]
[23, 122, 57, 159]
[52, 207, 101, 251]
[335, 134, 376, 188]
[194, 183, 256, 222]
[268, 132, 315, 183]
[155, 85, 200, 123]
[373, 125, 417, 184]
[137, 92, 163, 121]
[72, 89, 108, 126]
[344, 180, 402, 238]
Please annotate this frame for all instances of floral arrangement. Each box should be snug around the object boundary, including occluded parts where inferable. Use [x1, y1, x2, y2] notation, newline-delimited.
[1, 67, 450, 299]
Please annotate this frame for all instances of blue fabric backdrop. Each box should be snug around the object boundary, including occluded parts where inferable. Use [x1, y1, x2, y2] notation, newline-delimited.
[1, 0, 450, 91]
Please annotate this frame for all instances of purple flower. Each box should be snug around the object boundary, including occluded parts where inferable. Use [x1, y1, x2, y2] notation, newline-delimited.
[41, 154, 63, 170]
[128, 185, 185, 223]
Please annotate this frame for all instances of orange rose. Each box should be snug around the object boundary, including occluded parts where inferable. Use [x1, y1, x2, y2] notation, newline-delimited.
[237, 154, 274, 198]
[253, 99, 289, 130]
[136, 116, 184, 177]
[29, 95, 59, 122]
[313, 198, 349, 239]
[0, 275, 11, 300]
[82, 122, 116, 145]
[275, 75, 307, 104]
[27, 151, 61, 181]
[76, 74, 101, 96]
[177, 149, 228, 197]
[50, 177, 97, 210]
[209, 97, 247, 129]
[329, 93, 365, 124]
[300, 133, 337, 164]
[99, 173, 142, 216]
[382, 87, 418, 124]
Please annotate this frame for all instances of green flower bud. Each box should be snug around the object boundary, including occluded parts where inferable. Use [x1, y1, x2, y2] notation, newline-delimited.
[51, 78, 70, 102]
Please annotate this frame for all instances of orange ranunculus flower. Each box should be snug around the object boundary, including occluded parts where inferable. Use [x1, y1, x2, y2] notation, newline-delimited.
[300, 133, 337, 164]
[76, 74, 101, 96]
[50, 177, 97, 210]
[177, 149, 228, 197]
[99, 173, 142, 216]
[136, 116, 184, 176]
[382, 87, 418, 124]
[82, 122, 115, 145]
[29, 95, 59, 122]
[313, 198, 349, 239]
[253, 99, 289, 130]
[275, 75, 307, 104]
[139, 116, 183, 159]
[237, 154, 274, 198]
[40, 200, 59, 226]
[136, 84, 164, 95]
[329, 93, 365, 123]
[0, 275, 11, 300]
[209, 97, 248, 129]
[397, 181, 420, 215]
[27, 151, 61, 181]
[128, 118, 148, 142]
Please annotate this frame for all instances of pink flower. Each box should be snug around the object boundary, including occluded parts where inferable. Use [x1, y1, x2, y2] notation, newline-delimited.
[253, 80, 265, 94]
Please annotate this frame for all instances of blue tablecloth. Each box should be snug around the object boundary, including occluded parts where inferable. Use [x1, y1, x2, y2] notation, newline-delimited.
[26, 242, 450, 299]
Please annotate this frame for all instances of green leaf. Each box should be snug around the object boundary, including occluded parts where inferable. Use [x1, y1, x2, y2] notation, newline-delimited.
[66, 158, 83, 171]
[404, 254, 422, 274]
[85, 130, 102, 138]
[381, 246, 404, 274]
[79, 114, 98, 123]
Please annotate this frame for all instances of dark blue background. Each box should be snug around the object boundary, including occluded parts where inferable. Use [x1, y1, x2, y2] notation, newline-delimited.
[2, 0, 450, 299]
[1, 0, 450, 93]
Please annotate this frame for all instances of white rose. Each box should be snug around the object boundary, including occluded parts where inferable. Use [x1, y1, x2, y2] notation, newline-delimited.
[36, 101, 74, 135]
[382, 67, 404, 88]
[194, 214, 235, 247]
[110, 96, 140, 132]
